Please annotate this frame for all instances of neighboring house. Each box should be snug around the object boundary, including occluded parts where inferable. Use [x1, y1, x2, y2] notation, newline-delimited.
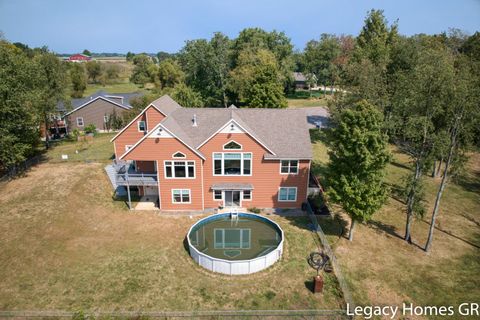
[293, 72, 317, 90]
[67, 53, 92, 62]
[60, 91, 141, 132]
[110, 95, 314, 212]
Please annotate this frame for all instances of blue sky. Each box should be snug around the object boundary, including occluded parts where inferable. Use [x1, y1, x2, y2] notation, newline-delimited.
[0, 0, 479, 53]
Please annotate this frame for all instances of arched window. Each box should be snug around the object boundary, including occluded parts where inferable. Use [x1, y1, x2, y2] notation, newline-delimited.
[172, 151, 186, 158]
[223, 141, 242, 150]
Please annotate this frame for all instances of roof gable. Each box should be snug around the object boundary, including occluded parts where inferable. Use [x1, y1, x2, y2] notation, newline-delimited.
[63, 96, 131, 117]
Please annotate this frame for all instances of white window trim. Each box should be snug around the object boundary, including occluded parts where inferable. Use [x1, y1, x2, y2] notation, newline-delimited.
[212, 152, 253, 176]
[172, 151, 186, 158]
[213, 190, 223, 201]
[137, 120, 146, 132]
[76, 117, 84, 127]
[278, 187, 298, 202]
[164, 160, 196, 179]
[171, 189, 191, 204]
[242, 190, 252, 201]
[280, 160, 299, 175]
[125, 145, 133, 152]
[223, 140, 243, 150]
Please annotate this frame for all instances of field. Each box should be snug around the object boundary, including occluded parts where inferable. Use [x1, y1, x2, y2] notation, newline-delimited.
[311, 131, 480, 318]
[0, 136, 343, 312]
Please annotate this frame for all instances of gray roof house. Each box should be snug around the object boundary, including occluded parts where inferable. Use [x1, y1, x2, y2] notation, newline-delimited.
[61, 90, 142, 132]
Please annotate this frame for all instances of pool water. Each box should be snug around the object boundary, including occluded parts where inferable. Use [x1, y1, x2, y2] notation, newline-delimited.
[188, 214, 282, 261]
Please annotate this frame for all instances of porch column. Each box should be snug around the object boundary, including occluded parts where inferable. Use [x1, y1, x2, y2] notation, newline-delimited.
[126, 174, 132, 210]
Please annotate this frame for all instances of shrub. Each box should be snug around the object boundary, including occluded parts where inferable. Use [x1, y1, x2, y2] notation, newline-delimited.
[84, 124, 96, 134]
[248, 207, 261, 214]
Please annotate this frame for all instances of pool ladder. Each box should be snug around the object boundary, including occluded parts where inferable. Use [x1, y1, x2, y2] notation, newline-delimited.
[230, 209, 239, 221]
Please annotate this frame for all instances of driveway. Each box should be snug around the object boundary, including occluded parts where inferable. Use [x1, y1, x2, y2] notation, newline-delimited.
[300, 106, 330, 129]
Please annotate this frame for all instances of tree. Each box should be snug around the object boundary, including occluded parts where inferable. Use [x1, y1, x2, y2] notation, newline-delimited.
[179, 32, 231, 107]
[130, 54, 153, 86]
[425, 57, 480, 252]
[0, 41, 43, 170]
[126, 51, 135, 62]
[232, 28, 294, 88]
[82, 49, 91, 56]
[70, 63, 87, 98]
[105, 63, 120, 81]
[35, 52, 68, 148]
[303, 34, 341, 89]
[229, 49, 287, 108]
[391, 42, 454, 243]
[326, 101, 390, 241]
[157, 51, 173, 63]
[85, 60, 102, 83]
[170, 83, 203, 108]
[157, 58, 185, 89]
[355, 9, 398, 67]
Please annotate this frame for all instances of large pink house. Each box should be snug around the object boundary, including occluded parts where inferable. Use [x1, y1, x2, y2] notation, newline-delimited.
[110, 95, 314, 212]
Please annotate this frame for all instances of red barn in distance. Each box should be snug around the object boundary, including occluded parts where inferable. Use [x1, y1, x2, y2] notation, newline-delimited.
[67, 53, 92, 62]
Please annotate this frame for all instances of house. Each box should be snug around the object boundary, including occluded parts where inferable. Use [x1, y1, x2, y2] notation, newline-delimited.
[293, 72, 317, 90]
[67, 53, 92, 62]
[109, 95, 314, 212]
[60, 91, 141, 132]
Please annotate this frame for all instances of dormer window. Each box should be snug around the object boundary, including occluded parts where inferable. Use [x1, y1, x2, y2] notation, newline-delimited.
[223, 141, 242, 150]
[172, 151, 186, 158]
[138, 121, 146, 132]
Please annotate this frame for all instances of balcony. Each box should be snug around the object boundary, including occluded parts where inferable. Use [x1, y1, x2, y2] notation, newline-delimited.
[113, 160, 158, 187]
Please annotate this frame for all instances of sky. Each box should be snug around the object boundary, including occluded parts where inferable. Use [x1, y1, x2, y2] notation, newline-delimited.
[0, 0, 479, 54]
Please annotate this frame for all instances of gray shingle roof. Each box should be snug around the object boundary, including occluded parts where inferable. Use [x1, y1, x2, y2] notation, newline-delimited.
[57, 90, 142, 113]
[150, 95, 182, 116]
[157, 99, 312, 159]
[293, 72, 307, 82]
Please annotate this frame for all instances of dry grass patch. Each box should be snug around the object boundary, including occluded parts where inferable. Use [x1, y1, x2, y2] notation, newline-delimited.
[311, 134, 480, 316]
[0, 162, 343, 311]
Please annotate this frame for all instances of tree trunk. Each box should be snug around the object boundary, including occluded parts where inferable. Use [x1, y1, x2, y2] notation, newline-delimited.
[436, 158, 443, 177]
[431, 160, 437, 177]
[44, 113, 50, 150]
[349, 219, 356, 241]
[405, 161, 421, 243]
[425, 123, 458, 252]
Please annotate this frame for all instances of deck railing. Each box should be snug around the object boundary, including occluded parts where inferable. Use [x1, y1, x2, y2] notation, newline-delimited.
[115, 172, 158, 186]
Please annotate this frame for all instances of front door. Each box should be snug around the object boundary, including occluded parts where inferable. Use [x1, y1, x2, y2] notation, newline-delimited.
[224, 190, 241, 207]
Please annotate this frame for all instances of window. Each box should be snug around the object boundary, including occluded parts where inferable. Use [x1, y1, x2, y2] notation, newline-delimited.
[138, 121, 146, 132]
[213, 153, 252, 176]
[172, 151, 186, 158]
[278, 187, 297, 202]
[214, 190, 222, 200]
[214, 229, 250, 249]
[223, 141, 242, 150]
[125, 145, 133, 151]
[172, 189, 190, 203]
[243, 190, 252, 200]
[165, 161, 195, 178]
[76, 117, 84, 127]
[281, 160, 299, 174]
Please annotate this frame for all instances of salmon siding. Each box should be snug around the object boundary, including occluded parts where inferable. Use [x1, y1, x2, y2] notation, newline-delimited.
[112, 95, 312, 211]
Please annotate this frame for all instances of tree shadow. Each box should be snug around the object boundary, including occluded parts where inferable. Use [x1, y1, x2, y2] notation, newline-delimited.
[366, 219, 404, 240]
[386, 182, 406, 204]
[390, 161, 412, 171]
[455, 171, 480, 194]
[419, 219, 480, 250]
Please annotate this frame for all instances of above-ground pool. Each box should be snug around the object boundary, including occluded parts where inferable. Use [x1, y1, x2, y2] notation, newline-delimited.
[187, 213, 284, 275]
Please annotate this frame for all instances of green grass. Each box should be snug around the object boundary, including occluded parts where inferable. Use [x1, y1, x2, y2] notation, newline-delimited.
[45, 133, 115, 163]
[83, 80, 143, 97]
[311, 133, 480, 318]
[0, 135, 344, 310]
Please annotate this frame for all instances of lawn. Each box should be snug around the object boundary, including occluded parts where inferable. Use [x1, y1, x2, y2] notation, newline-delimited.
[0, 140, 344, 312]
[46, 133, 115, 163]
[311, 132, 480, 318]
[83, 80, 144, 97]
